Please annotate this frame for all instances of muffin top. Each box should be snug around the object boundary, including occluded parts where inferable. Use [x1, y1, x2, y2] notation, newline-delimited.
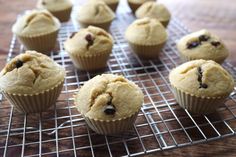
[169, 60, 234, 97]
[125, 17, 167, 45]
[77, 1, 115, 24]
[37, 0, 73, 12]
[128, 0, 155, 5]
[12, 10, 60, 36]
[0, 51, 65, 95]
[64, 26, 113, 56]
[177, 29, 229, 63]
[76, 74, 144, 120]
[135, 2, 171, 23]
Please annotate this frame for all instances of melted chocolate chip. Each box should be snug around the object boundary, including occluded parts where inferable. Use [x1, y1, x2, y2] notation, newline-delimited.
[187, 41, 200, 49]
[211, 41, 221, 47]
[15, 60, 23, 68]
[69, 32, 77, 38]
[85, 34, 94, 49]
[104, 98, 116, 115]
[42, 1, 46, 5]
[199, 35, 209, 42]
[104, 105, 116, 115]
[197, 67, 208, 89]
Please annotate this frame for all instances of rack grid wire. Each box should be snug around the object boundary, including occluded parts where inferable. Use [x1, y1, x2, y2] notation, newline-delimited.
[1, 3, 236, 157]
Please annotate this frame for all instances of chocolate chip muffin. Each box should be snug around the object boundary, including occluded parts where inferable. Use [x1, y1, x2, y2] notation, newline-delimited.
[64, 26, 113, 71]
[97, 0, 119, 12]
[127, 0, 155, 13]
[125, 17, 167, 59]
[77, 1, 115, 31]
[12, 10, 61, 53]
[135, 2, 171, 27]
[37, 0, 73, 22]
[169, 59, 234, 114]
[0, 51, 65, 113]
[177, 29, 229, 64]
[75, 74, 144, 135]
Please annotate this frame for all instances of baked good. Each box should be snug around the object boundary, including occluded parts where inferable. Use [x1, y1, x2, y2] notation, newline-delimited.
[12, 10, 60, 54]
[75, 74, 144, 135]
[125, 17, 167, 59]
[177, 29, 229, 63]
[77, 1, 115, 31]
[64, 26, 113, 71]
[97, 0, 119, 12]
[169, 59, 234, 114]
[135, 2, 171, 27]
[0, 51, 65, 113]
[127, 0, 155, 13]
[37, 0, 73, 22]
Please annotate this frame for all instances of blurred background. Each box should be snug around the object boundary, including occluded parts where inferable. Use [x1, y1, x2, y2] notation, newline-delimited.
[0, 0, 235, 64]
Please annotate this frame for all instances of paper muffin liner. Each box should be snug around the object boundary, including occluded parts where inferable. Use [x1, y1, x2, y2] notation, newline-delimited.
[127, 1, 141, 13]
[50, 7, 72, 22]
[2, 80, 64, 113]
[128, 41, 166, 59]
[16, 29, 59, 54]
[171, 85, 228, 114]
[83, 111, 139, 135]
[179, 53, 225, 64]
[68, 51, 111, 71]
[107, 3, 119, 12]
[78, 20, 113, 31]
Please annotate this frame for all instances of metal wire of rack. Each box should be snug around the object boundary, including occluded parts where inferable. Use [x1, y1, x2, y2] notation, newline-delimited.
[1, 2, 236, 157]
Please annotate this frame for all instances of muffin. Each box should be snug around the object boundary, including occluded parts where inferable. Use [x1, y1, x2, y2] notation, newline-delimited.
[75, 74, 144, 135]
[0, 51, 65, 113]
[97, 0, 119, 12]
[169, 59, 234, 114]
[177, 29, 229, 64]
[135, 2, 171, 27]
[12, 10, 61, 54]
[64, 26, 113, 71]
[37, 0, 73, 22]
[125, 17, 167, 59]
[77, 1, 115, 31]
[127, 0, 155, 13]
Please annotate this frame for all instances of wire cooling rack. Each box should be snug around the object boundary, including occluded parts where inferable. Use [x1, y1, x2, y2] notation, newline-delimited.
[1, 3, 236, 157]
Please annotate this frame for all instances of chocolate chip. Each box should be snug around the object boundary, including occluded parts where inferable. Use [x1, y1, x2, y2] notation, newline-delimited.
[187, 41, 200, 49]
[104, 105, 116, 115]
[15, 60, 23, 68]
[200, 83, 208, 89]
[197, 67, 208, 89]
[42, 1, 46, 5]
[85, 34, 94, 49]
[199, 35, 209, 42]
[211, 41, 221, 47]
[69, 32, 77, 38]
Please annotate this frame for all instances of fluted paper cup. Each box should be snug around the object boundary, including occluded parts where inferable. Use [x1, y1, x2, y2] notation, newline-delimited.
[83, 111, 139, 135]
[50, 7, 72, 22]
[171, 85, 227, 114]
[67, 51, 111, 71]
[78, 20, 113, 31]
[179, 53, 225, 64]
[2, 80, 64, 113]
[128, 41, 166, 59]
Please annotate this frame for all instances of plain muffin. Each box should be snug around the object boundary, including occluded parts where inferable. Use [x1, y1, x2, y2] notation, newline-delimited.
[12, 10, 60, 53]
[125, 17, 167, 59]
[75, 74, 144, 135]
[135, 2, 171, 27]
[37, 0, 73, 22]
[64, 26, 113, 71]
[127, 0, 155, 13]
[177, 29, 229, 64]
[169, 59, 234, 114]
[0, 51, 65, 113]
[77, 1, 115, 31]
